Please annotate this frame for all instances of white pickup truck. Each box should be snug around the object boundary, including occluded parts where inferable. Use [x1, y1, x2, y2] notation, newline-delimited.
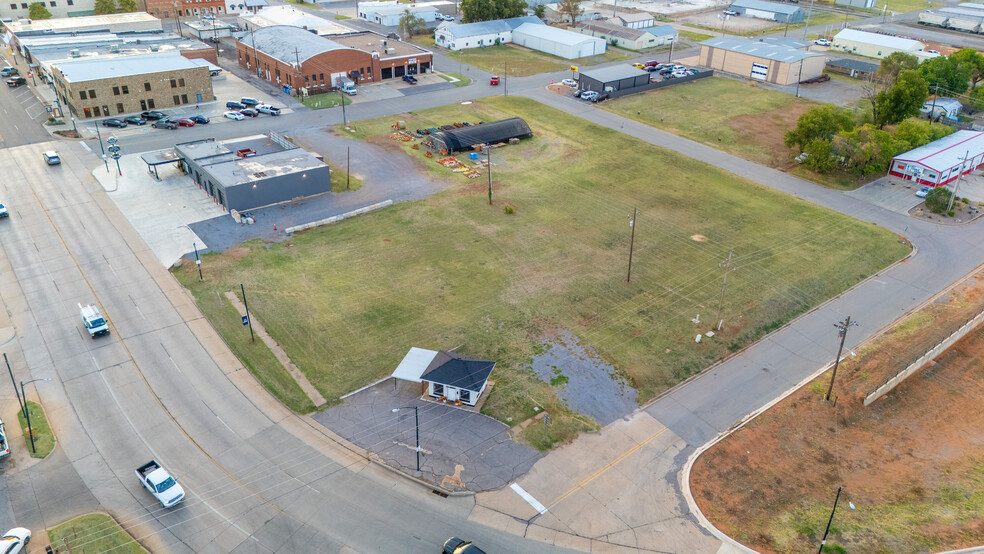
[136, 460, 185, 508]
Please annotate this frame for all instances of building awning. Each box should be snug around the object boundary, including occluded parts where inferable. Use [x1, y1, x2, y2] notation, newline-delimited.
[391, 347, 438, 383]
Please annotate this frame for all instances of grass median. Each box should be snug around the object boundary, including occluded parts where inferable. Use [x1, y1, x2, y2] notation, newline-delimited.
[17, 401, 53, 458]
[175, 96, 908, 447]
[49, 513, 147, 554]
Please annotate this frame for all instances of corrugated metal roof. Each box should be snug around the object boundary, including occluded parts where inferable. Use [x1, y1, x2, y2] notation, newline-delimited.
[825, 57, 879, 72]
[243, 25, 347, 64]
[438, 15, 542, 39]
[578, 20, 650, 40]
[832, 28, 923, 50]
[580, 63, 647, 82]
[731, 0, 803, 15]
[616, 12, 654, 22]
[641, 24, 678, 37]
[391, 347, 438, 383]
[54, 51, 204, 82]
[513, 22, 602, 46]
[700, 36, 821, 63]
[893, 130, 984, 173]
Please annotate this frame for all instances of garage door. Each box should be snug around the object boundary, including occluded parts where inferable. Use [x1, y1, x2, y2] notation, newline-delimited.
[751, 62, 769, 80]
[745, 8, 776, 19]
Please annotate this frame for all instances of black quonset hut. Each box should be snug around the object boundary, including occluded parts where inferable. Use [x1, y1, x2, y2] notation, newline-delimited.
[428, 117, 532, 153]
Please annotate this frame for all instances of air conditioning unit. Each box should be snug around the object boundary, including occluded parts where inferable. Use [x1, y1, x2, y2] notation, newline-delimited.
[70, 49, 81, 57]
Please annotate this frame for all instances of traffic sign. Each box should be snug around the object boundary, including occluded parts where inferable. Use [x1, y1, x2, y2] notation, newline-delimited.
[242, 315, 249, 326]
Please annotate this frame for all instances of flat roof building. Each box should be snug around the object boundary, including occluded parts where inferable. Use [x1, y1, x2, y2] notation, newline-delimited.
[4, 13, 163, 41]
[730, 0, 805, 23]
[890, 130, 984, 187]
[832, 28, 924, 59]
[825, 58, 879, 79]
[578, 64, 656, 97]
[239, 5, 352, 35]
[175, 134, 331, 212]
[699, 36, 824, 84]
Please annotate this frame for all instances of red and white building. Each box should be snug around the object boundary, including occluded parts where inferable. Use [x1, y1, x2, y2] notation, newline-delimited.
[889, 130, 984, 187]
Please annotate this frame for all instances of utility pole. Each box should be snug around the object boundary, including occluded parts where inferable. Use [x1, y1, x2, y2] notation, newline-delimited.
[948, 150, 970, 214]
[626, 208, 637, 283]
[347, 146, 351, 190]
[929, 83, 940, 124]
[341, 86, 347, 126]
[3, 353, 24, 416]
[486, 146, 493, 205]
[818, 487, 843, 554]
[241, 284, 255, 342]
[193, 242, 203, 280]
[251, 30, 260, 78]
[802, 0, 816, 38]
[715, 249, 735, 330]
[503, 62, 507, 96]
[825, 316, 857, 401]
[795, 58, 805, 98]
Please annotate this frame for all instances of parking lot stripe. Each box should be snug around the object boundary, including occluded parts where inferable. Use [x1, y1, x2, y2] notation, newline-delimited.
[510, 483, 548, 514]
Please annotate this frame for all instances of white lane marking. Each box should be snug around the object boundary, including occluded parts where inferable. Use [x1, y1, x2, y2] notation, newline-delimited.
[510, 482, 547, 514]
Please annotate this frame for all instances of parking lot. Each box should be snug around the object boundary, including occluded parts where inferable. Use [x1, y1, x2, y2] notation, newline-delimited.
[680, 11, 785, 33]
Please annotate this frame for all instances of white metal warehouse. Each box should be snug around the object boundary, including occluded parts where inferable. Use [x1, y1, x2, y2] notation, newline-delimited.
[889, 130, 984, 187]
[511, 23, 606, 59]
[831, 29, 924, 59]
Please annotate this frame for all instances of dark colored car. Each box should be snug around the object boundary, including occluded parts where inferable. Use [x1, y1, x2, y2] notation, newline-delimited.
[6, 77, 26, 87]
[643, 65, 659, 72]
[239, 108, 258, 117]
[141, 110, 166, 120]
[175, 117, 196, 127]
[658, 66, 674, 75]
[124, 116, 147, 125]
[402, 73, 418, 84]
[102, 118, 128, 128]
[189, 115, 209, 124]
[590, 92, 610, 103]
[240, 97, 260, 106]
[226, 101, 246, 110]
[442, 537, 486, 554]
[152, 119, 177, 129]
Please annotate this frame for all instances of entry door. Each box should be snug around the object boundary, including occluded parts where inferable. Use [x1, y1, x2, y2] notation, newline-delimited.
[196, 93, 202, 103]
[445, 387, 459, 401]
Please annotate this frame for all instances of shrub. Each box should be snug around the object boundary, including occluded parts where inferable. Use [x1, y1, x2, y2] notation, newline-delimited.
[925, 186, 952, 214]
[503, 205, 515, 214]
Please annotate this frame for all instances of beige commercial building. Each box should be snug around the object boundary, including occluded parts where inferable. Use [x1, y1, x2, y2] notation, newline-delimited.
[699, 36, 825, 85]
[52, 51, 213, 119]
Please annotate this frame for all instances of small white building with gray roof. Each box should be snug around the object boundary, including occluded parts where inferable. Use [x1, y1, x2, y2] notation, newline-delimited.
[730, 0, 805, 23]
[699, 36, 824, 84]
[434, 15, 543, 50]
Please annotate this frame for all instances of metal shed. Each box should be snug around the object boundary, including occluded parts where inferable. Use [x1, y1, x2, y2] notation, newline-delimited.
[730, 0, 805, 23]
[579, 64, 651, 94]
[427, 118, 532, 152]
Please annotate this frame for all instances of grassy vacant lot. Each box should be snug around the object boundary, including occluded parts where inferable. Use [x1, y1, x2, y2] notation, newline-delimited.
[603, 77, 816, 167]
[17, 401, 53, 458]
[175, 97, 907, 446]
[444, 44, 633, 76]
[301, 92, 352, 110]
[49, 513, 147, 554]
[692, 271, 984, 553]
[679, 29, 714, 42]
[438, 72, 472, 87]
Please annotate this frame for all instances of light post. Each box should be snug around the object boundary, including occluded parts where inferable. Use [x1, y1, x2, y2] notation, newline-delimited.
[95, 119, 105, 155]
[193, 242, 203, 280]
[485, 145, 492, 205]
[392, 406, 420, 471]
[3, 353, 24, 416]
[21, 378, 51, 454]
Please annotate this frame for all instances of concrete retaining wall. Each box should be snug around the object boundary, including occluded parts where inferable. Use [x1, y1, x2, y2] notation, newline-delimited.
[864, 306, 984, 406]
[285, 199, 393, 235]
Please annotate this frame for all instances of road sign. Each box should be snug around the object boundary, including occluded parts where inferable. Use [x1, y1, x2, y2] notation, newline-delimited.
[242, 315, 249, 326]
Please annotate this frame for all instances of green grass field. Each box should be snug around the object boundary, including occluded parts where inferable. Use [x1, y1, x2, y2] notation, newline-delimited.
[603, 77, 816, 166]
[439, 72, 472, 87]
[175, 97, 908, 444]
[302, 92, 352, 110]
[49, 514, 147, 554]
[679, 30, 714, 42]
[444, 44, 633, 76]
[17, 401, 54, 458]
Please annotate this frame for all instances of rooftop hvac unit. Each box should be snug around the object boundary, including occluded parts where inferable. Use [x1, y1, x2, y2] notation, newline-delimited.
[110, 45, 120, 52]
[150, 45, 159, 51]
[385, 47, 395, 54]
[70, 49, 80, 57]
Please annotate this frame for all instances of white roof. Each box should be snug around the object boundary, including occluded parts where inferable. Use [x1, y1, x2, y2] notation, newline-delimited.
[55, 52, 203, 82]
[254, 5, 334, 28]
[391, 347, 438, 382]
[833, 29, 923, 51]
[513, 22, 603, 46]
[893, 130, 984, 172]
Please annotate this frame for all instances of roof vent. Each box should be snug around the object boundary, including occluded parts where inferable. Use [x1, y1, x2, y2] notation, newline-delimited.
[150, 45, 159, 51]
[70, 49, 80, 57]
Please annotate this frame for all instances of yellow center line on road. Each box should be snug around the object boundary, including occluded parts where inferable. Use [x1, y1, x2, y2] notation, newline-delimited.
[546, 426, 669, 510]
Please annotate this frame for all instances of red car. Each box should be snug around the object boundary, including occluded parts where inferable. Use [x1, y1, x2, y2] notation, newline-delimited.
[489, 75, 499, 85]
[175, 118, 196, 127]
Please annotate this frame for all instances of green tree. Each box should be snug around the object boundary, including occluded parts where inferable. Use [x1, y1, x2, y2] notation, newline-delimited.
[557, 0, 583, 23]
[28, 1, 52, 18]
[533, 4, 546, 18]
[893, 119, 954, 151]
[877, 52, 918, 84]
[874, 69, 928, 128]
[803, 139, 836, 174]
[971, 85, 984, 110]
[93, 0, 116, 14]
[461, 0, 526, 21]
[918, 55, 971, 96]
[783, 104, 855, 151]
[952, 48, 984, 88]
[118, 0, 137, 11]
[924, 186, 952, 214]
[834, 124, 902, 175]
[398, 9, 426, 38]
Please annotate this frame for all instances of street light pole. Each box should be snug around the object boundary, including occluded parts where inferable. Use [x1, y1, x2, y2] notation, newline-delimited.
[3, 353, 24, 416]
[20, 378, 51, 454]
[193, 242, 203, 280]
[95, 120, 105, 155]
[486, 145, 493, 205]
[392, 406, 420, 471]
[626, 208, 637, 283]
[818, 487, 843, 554]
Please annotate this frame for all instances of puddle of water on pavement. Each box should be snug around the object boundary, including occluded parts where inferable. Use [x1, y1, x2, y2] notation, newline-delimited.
[531, 329, 638, 426]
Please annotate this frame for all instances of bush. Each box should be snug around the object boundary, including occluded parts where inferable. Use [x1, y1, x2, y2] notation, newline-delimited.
[925, 186, 952, 214]
[503, 205, 515, 214]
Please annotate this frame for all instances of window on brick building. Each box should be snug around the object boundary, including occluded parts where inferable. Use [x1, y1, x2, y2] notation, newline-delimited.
[89, 89, 96, 98]
[112, 86, 120, 95]
[121, 85, 128, 94]
[181, 94, 188, 103]
[144, 82, 151, 91]
[20, 3, 26, 8]
[173, 95, 180, 105]
[116, 103, 124, 113]
[80, 90, 87, 100]
[170, 78, 177, 88]
[178, 78, 185, 87]
[9, 4, 16, 9]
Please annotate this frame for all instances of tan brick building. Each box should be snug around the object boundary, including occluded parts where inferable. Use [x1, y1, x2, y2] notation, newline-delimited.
[52, 52, 214, 118]
[237, 25, 432, 93]
[146, 0, 226, 19]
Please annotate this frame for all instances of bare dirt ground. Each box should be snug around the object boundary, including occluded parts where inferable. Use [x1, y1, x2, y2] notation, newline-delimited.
[729, 102, 813, 169]
[680, 11, 782, 33]
[691, 270, 984, 553]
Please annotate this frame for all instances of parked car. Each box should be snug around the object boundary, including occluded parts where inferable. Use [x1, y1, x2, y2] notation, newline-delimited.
[440, 14, 454, 21]
[141, 110, 166, 120]
[561, 78, 577, 87]
[152, 119, 177, 129]
[927, 49, 940, 55]
[43, 151, 61, 165]
[644, 60, 661, 67]
[658, 66, 675, 75]
[0, 419, 8, 459]
[723, 9, 738, 15]
[489, 75, 500, 85]
[916, 186, 932, 198]
[402, 73, 418, 84]
[240, 97, 260, 106]
[124, 116, 147, 125]
[224, 111, 245, 120]
[590, 92, 610, 103]
[643, 65, 659, 72]
[580, 90, 600, 101]
[102, 118, 127, 128]
[814, 38, 831, 46]
[175, 117, 196, 127]
[240, 108, 258, 117]
[6, 77, 26, 87]
[189, 115, 209, 124]
[443, 537, 486, 554]
[0, 67, 17, 77]
[226, 101, 246, 110]
[256, 104, 281, 115]
[0, 202, 8, 219]
[632, 63, 646, 69]
[0, 528, 30, 554]
[202, 13, 215, 19]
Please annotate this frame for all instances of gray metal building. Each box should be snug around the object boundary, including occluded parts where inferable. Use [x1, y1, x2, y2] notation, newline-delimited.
[729, 0, 805, 23]
[175, 135, 331, 212]
[579, 64, 651, 95]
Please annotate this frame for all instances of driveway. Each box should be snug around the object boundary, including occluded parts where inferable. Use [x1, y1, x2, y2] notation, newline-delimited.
[846, 176, 925, 215]
[313, 379, 543, 492]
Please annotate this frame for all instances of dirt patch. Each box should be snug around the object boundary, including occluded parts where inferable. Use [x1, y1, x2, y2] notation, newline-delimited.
[691, 234, 708, 242]
[691, 271, 984, 553]
[729, 102, 813, 170]
[546, 83, 575, 96]
[226, 246, 250, 260]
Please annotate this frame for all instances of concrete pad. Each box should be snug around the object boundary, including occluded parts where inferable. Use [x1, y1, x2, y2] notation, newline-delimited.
[845, 177, 924, 215]
[524, 523, 559, 546]
[466, 504, 529, 537]
[552, 530, 593, 551]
